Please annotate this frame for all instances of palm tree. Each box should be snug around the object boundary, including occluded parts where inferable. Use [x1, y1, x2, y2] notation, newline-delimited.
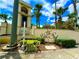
[72, 0, 77, 14]
[67, 12, 76, 30]
[34, 4, 42, 28]
[65, 19, 75, 30]
[0, 14, 8, 22]
[0, 14, 8, 34]
[53, 7, 68, 28]
[68, 12, 76, 19]
[72, 0, 78, 29]
[0, 14, 13, 34]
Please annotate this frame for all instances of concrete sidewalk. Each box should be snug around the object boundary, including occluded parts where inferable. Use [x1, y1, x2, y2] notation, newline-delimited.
[0, 48, 79, 59]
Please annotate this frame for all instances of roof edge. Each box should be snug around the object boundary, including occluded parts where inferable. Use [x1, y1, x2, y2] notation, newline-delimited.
[19, 0, 32, 9]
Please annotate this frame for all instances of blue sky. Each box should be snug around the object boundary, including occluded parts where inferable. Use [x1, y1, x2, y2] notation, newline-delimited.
[0, 0, 79, 25]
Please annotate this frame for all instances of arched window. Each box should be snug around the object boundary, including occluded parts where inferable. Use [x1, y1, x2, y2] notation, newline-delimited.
[21, 7, 28, 14]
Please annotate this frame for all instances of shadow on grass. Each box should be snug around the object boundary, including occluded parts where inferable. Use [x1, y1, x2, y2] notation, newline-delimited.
[0, 51, 22, 59]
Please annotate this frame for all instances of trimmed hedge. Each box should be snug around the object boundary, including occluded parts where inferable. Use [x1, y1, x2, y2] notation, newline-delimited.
[20, 40, 40, 44]
[55, 36, 76, 48]
[21, 37, 45, 44]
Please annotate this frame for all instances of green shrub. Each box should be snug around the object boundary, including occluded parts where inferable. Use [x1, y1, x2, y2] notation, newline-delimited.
[20, 40, 40, 44]
[55, 37, 76, 48]
[37, 38, 45, 44]
[0, 37, 10, 44]
[20, 40, 39, 53]
[26, 44, 37, 53]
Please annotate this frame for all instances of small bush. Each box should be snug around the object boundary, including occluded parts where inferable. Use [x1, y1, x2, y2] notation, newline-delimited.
[0, 37, 10, 44]
[37, 38, 45, 44]
[55, 38, 76, 48]
[26, 44, 37, 53]
[20, 40, 39, 53]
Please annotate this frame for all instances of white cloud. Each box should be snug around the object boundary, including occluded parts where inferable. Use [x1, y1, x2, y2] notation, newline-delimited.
[42, 2, 55, 18]
[52, 0, 69, 9]
[62, 17, 68, 21]
[41, 11, 53, 17]
[68, 3, 79, 14]
[2, 0, 7, 4]
[23, 0, 30, 4]
[7, 20, 12, 24]
[77, 20, 79, 25]
[47, 17, 50, 22]
[7, 0, 14, 5]
[68, 4, 74, 13]
[76, 3, 79, 14]
[57, 0, 69, 7]
[0, 0, 14, 9]
[40, 25, 43, 27]
[50, 23, 55, 26]
[52, 3, 62, 9]
[50, 19, 55, 23]
[0, 0, 7, 9]
[47, 17, 55, 23]
[0, 19, 4, 22]
[0, 19, 4, 26]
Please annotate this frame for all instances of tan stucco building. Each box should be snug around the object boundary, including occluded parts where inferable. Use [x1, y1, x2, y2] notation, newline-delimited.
[18, 0, 32, 28]
[17, 0, 32, 34]
[0, 0, 32, 35]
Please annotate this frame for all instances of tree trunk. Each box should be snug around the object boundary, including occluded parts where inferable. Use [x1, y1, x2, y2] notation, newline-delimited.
[38, 18, 40, 28]
[10, 0, 19, 46]
[58, 16, 62, 29]
[5, 21, 8, 34]
[36, 17, 39, 28]
[55, 1, 57, 29]
[36, 19, 38, 28]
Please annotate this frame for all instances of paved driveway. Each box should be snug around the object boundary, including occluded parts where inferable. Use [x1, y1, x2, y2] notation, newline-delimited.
[0, 48, 79, 59]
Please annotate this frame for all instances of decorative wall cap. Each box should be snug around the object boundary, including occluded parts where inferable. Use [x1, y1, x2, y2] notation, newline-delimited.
[19, 0, 32, 9]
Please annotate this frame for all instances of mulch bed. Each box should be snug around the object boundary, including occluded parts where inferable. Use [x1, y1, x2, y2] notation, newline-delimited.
[0, 43, 61, 52]
[38, 44, 46, 51]
[0, 44, 7, 51]
[38, 43, 61, 51]
[0, 44, 18, 52]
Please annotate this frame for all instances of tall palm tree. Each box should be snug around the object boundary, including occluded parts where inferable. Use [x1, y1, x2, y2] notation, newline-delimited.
[53, 7, 68, 28]
[0, 14, 13, 34]
[73, 0, 77, 14]
[65, 18, 75, 30]
[72, 0, 78, 29]
[34, 4, 42, 28]
[0, 14, 8, 23]
[0, 14, 8, 34]
[67, 12, 76, 30]
[68, 12, 76, 19]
